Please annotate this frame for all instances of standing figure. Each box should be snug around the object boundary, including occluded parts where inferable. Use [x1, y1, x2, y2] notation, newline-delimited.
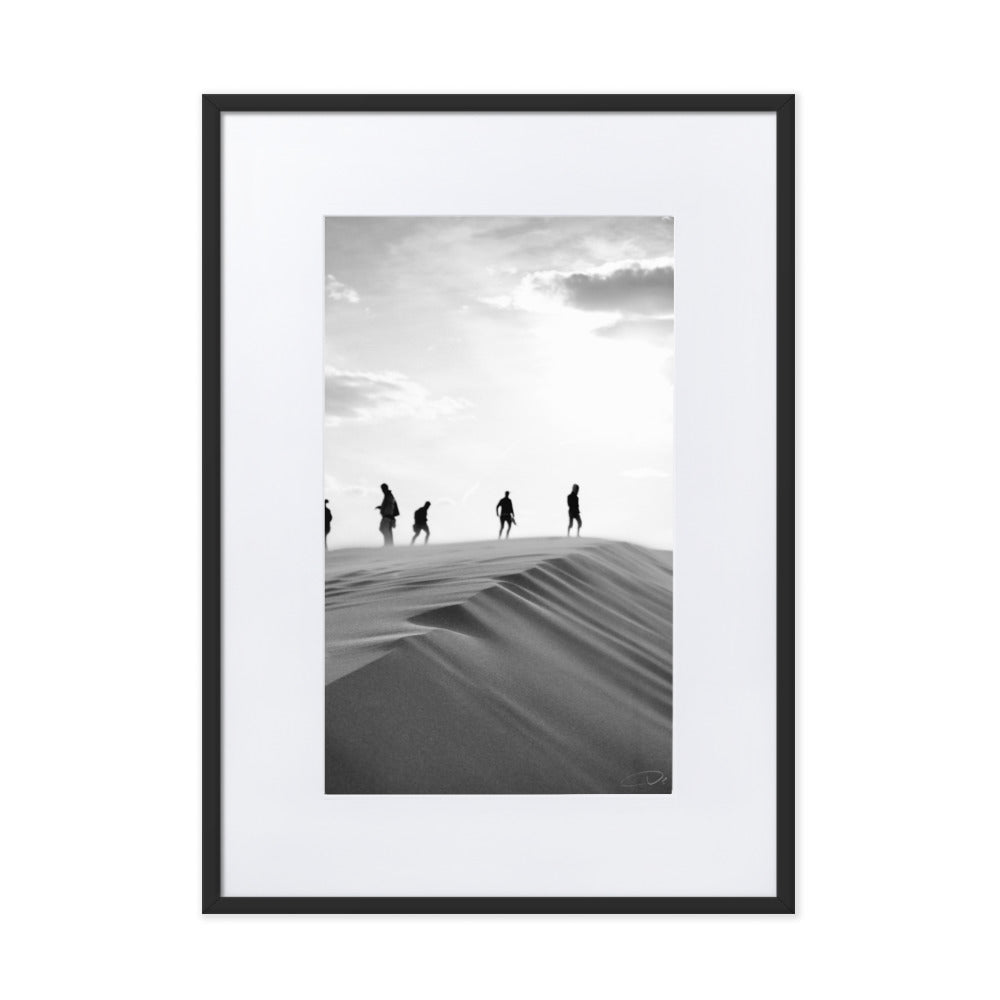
[375, 483, 399, 546]
[411, 501, 431, 545]
[496, 490, 515, 539]
[325, 499, 332, 549]
[567, 483, 582, 537]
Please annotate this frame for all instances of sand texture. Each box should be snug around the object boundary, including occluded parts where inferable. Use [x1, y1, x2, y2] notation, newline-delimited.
[325, 538, 672, 794]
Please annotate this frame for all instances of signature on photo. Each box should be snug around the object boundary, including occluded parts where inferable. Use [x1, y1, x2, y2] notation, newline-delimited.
[620, 770, 670, 788]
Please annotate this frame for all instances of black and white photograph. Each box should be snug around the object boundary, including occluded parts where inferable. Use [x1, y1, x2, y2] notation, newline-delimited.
[324, 217, 674, 794]
[11, 0, 1000, 980]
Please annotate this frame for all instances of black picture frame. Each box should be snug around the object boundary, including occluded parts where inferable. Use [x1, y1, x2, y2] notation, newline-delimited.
[203, 94, 795, 915]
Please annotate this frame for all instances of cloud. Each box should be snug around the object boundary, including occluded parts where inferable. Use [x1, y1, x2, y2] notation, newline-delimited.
[325, 367, 470, 425]
[595, 316, 674, 340]
[621, 467, 672, 479]
[479, 294, 513, 309]
[561, 261, 673, 314]
[326, 274, 360, 303]
[480, 256, 673, 318]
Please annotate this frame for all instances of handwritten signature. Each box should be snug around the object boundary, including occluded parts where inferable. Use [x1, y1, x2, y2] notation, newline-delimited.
[620, 770, 670, 788]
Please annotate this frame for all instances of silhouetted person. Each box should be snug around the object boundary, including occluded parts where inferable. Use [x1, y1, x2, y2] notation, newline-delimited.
[567, 483, 582, 537]
[375, 483, 399, 546]
[325, 499, 332, 549]
[496, 490, 515, 539]
[411, 501, 431, 545]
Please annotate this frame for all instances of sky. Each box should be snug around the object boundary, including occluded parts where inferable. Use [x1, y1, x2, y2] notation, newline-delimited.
[325, 217, 673, 549]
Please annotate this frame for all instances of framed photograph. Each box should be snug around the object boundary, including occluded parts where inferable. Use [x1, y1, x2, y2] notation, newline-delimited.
[203, 94, 794, 914]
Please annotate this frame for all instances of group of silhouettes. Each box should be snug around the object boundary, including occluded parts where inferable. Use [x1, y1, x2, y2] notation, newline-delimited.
[324, 483, 583, 548]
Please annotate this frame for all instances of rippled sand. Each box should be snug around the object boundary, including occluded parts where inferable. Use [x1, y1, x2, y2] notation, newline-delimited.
[325, 538, 672, 794]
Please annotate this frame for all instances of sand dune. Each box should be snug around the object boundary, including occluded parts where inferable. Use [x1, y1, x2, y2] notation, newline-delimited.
[325, 538, 672, 794]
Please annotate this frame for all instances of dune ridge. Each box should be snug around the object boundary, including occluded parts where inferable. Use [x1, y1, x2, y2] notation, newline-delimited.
[325, 538, 672, 794]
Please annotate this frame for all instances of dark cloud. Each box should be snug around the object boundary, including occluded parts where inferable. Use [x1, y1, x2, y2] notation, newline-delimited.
[594, 316, 674, 340]
[559, 263, 673, 314]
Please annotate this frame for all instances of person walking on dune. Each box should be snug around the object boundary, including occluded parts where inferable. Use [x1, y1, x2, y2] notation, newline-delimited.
[496, 490, 515, 539]
[325, 498, 332, 549]
[375, 483, 399, 546]
[411, 501, 431, 545]
[567, 483, 582, 538]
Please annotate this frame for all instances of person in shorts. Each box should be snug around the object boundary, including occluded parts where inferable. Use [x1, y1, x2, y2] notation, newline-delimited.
[411, 501, 431, 545]
[496, 490, 515, 539]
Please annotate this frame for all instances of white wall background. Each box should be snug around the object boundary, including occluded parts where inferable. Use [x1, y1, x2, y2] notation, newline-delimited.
[2, 2, 997, 999]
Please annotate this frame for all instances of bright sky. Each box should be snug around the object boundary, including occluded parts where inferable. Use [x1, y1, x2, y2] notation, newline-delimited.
[325, 217, 673, 549]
